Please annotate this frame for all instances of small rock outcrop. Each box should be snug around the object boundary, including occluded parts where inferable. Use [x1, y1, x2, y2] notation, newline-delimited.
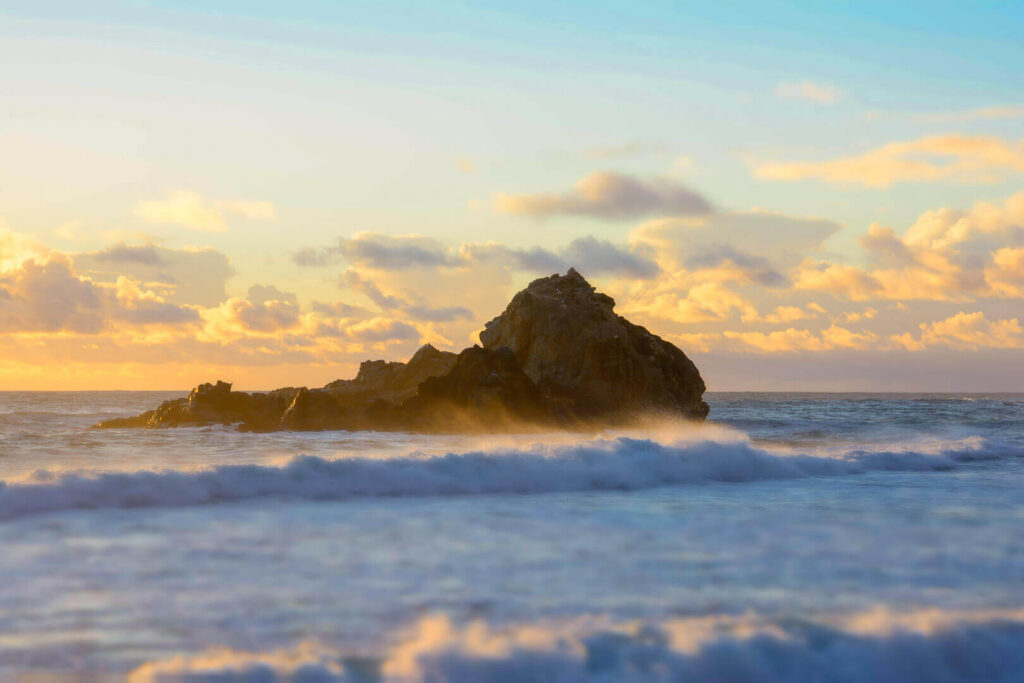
[323, 344, 458, 407]
[95, 269, 708, 432]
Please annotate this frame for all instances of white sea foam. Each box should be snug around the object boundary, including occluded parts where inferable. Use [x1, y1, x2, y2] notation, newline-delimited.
[0, 434, 1013, 520]
[125, 608, 1024, 682]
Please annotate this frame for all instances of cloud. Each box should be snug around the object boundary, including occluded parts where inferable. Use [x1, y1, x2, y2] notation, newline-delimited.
[345, 317, 420, 343]
[774, 80, 844, 104]
[343, 269, 473, 322]
[760, 304, 821, 324]
[0, 255, 104, 333]
[179, 278, 428, 354]
[136, 190, 276, 232]
[340, 234, 452, 269]
[462, 237, 659, 279]
[0, 226, 49, 272]
[987, 246, 1024, 297]
[902, 192, 1024, 251]
[723, 328, 826, 353]
[752, 135, 1024, 187]
[494, 171, 712, 220]
[892, 312, 1024, 350]
[7, 180, 1024, 389]
[684, 245, 788, 287]
[53, 220, 86, 241]
[292, 246, 334, 267]
[111, 276, 202, 326]
[793, 192, 1024, 302]
[246, 284, 298, 307]
[0, 254, 200, 334]
[560, 236, 660, 278]
[200, 286, 303, 335]
[199, 299, 302, 343]
[456, 159, 476, 173]
[631, 210, 841, 272]
[310, 300, 369, 318]
[92, 243, 165, 266]
[74, 244, 235, 307]
[725, 325, 877, 353]
[459, 242, 563, 274]
[235, 299, 301, 333]
[839, 307, 878, 323]
[666, 324, 881, 355]
[624, 279, 759, 325]
[619, 211, 841, 331]
[295, 232, 659, 279]
[0, 233, 445, 382]
[294, 233, 453, 270]
[793, 259, 882, 300]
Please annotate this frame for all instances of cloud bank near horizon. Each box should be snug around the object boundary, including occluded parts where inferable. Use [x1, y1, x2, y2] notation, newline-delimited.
[2, 172, 1024, 389]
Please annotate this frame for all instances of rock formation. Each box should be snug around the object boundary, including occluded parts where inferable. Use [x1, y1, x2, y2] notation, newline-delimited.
[480, 268, 708, 420]
[95, 269, 708, 432]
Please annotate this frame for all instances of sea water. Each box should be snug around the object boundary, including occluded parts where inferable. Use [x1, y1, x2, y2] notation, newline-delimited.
[0, 392, 1023, 681]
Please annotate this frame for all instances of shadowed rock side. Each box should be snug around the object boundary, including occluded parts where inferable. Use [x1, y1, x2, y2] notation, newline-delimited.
[95, 269, 708, 432]
[480, 268, 708, 420]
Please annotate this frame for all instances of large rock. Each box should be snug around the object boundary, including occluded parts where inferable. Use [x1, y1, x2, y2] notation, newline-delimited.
[95, 269, 708, 431]
[403, 345, 552, 430]
[480, 268, 708, 420]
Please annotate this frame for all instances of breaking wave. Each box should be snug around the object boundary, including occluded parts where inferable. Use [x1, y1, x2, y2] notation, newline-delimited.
[126, 608, 1024, 682]
[0, 435, 1016, 520]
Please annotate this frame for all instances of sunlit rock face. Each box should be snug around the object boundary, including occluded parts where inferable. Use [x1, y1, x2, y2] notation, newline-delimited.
[323, 343, 459, 406]
[95, 269, 708, 432]
[481, 268, 708, 420]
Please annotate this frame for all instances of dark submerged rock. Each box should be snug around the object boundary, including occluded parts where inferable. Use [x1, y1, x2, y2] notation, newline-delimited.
[94, 269, 708, 432]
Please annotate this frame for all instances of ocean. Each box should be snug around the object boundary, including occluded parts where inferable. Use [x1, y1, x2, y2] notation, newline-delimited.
[1, 391, 1023, 682]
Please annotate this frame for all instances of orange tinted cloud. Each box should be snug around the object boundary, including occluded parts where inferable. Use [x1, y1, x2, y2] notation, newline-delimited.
[136, 190, 276, 232]
[793, 192, 1024, 302]
[494, 171, 712, 220]
[753, 135, 1024, 187]
[892, 312, 1024, 350]
[723, 325, 877, 353]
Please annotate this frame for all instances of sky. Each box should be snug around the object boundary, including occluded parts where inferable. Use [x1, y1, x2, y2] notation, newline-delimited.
[1, 0, 1023, 390]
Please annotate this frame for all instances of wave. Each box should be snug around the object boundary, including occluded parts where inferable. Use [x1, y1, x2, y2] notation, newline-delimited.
[125, 609, 1024, 682]
[0, 434, 1015, 520]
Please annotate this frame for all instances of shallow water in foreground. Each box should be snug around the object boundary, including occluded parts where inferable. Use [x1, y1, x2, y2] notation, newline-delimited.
[0, 392, 1023, 681]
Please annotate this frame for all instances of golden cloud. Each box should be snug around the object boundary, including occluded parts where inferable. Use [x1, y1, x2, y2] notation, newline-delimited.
[753, 135, 1024, 187]
[136, 190, 276, 232]
[494, 171, 712, 220]
[723, 325, 877, 353]
[892, 312, 1024, 350]
[793, 192, 1024, 302]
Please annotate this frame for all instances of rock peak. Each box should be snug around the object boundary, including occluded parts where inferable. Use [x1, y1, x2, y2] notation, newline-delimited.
[516, 268, 615, 314]
[479, 269, 706, 419]
[528, 267, 591, 289]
